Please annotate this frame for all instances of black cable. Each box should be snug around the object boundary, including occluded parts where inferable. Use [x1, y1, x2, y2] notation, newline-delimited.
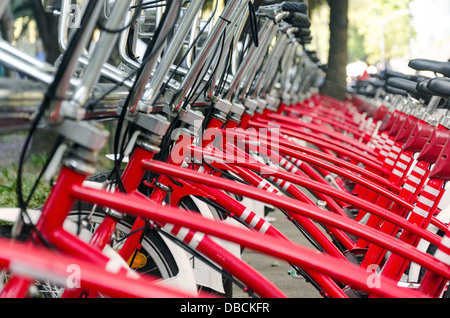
[180, 24, 227, 111]
[215, 36, 234, 97]
[139, 3, 167, 10]
[188, 28, 229, 132]
[197, 28, 228, 105]
[97, 0, 144, 34]
[131, 0, 165, 9]
[248, 1, 259, 47]
[15, 0, 100, 243]
[111, 0, 181, 193]
[152, 0, 220, 107]
[202, 159, 251, 186]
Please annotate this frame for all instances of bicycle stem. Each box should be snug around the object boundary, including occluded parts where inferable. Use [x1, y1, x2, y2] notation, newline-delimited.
[142, 0, 207, 107]
[127, 0, 182, 116]
[70, 0, 134, 108]
[47, 0, 105, 123]
[172, 0, 245, 111]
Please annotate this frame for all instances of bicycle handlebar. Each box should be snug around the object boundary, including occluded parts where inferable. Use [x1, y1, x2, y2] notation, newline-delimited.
[281, 1, 308, 13]
[285, 12, 311, 29]
[258, 1, 308, 14]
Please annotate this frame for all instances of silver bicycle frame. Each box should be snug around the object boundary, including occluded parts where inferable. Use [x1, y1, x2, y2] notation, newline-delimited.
[127, 0, 183, 115]
[142, 0, 207, 108]
[223, 18, 274, 101]
[70, 0, 134, 108]
[171, 0, 244, 111]
[249, 31, 289, 100]
[204, 3, 251, 101]
[48, 0, 105, 123]
[236, 20, 277, 102]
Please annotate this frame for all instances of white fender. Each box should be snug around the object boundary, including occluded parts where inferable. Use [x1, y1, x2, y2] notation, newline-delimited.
[187, 195, 247, 294]
[408, 203, 450, 283]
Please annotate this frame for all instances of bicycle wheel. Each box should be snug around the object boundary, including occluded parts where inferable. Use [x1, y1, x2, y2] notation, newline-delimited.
[51, 205, 198, 297]
[67, 206, 179, 280]
[0, 198, 197, 297]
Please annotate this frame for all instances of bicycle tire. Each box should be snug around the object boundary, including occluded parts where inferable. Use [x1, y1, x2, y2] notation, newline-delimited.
[68, 206, 179, 280]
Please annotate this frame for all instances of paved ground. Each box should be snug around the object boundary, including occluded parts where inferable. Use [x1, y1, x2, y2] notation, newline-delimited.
[232, 207, 322, 298]
[0, 133, 26, 168]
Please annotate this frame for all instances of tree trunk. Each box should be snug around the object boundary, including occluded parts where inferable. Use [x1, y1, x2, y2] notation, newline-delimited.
[28, 0, 60, 154]
[320, 0, 348, 101]
[0, 3, 14, 77]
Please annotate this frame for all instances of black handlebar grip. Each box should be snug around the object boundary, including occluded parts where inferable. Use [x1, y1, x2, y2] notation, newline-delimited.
[285, 12, 311, 28]
[294, 28, 311, 38]
[281, 2, 308, 14]
[300, 35, 312, 44]
[384, 85, 409, 97]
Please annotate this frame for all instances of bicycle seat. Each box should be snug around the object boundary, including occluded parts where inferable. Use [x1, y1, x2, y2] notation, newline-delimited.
[426, 77, 450, 98]
[369, 79, 385, 88]
[293, 28, 311, 38]
[259, 1, 308, 14]
[384, 85, 408, 97]
[408, 58, 450, 77]
[417, 128, 450, 164]
[403, 121, 435, 153]
[416, 79, 436, 95]
[285, 12, 311, 29]
[386, 77, 432, 102]
[371, 73, 385, 80]
[384, 70, 412, 80]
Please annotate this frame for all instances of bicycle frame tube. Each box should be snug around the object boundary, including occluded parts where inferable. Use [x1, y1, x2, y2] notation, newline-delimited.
[142, 0, 207, 106]
[0, 239, 200, 298]
[144, 160, 450, 280]
[105, 139, 289, 297]
[267, 112, 378, 155]
[214, 144, 357, 251]
[127, 0, 182, 115]
[172, 0, 243, 111]
[229, 126, 448, 236]
[217, 128, 405, 200]
[112, 114, 350, 297]
[0, 166, 119, 298]
[0, 48, 54, 84]
[187, 144, 442, 248]
[237, 22, 278, 102]
[48, 0, 105, 123]
[198, 106, 356, 253]
[71, 0, 134, 107]
[205, 5, 251, 101]
[70, 181, 432, 298]
[248, 120, 386, 173]
[249, 32, 288, 100]
[224, 18, 273, 101]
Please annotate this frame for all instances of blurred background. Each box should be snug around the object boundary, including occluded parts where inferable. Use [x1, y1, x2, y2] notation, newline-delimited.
[308, 0, 450, 81]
